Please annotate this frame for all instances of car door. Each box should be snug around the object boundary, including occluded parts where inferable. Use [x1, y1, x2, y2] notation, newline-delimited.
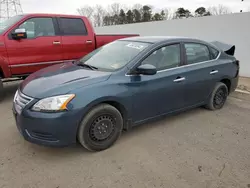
[57, 17, 95, 62]
[179, 42, 222, 107]
[128, 43, 189, 123]
[5, 16, 63, 75]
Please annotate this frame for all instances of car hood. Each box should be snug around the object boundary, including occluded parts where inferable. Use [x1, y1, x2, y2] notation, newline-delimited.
[20, 62, 112, 99]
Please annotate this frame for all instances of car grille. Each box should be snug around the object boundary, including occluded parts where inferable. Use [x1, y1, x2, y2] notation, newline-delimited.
[14, 91, 33, 114]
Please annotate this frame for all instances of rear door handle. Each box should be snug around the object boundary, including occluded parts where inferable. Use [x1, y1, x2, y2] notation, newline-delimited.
[210, 70, 218, 75]
[86, 40, 93, 44]
[173, 77, 185, 82]
[53, 41, 61, 45]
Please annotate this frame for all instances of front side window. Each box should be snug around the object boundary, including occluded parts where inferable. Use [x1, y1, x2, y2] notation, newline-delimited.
[141, 44, 181, 71]
[184, 43, 210, 64]
[59, 18, 87, 35]
[17, 17, 55, 39]
[78, 40, 150, 71]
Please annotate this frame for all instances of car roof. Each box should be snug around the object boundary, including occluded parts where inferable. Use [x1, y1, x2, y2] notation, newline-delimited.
[16, 13, 86, 18]
[119, 36, 205, 44]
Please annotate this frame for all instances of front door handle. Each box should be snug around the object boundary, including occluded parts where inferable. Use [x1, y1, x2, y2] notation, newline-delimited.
[173, 77, 186, 83]
[210, 70, 218, 75]
[86, 40, 93, 44]
[53, 41, 61, 45]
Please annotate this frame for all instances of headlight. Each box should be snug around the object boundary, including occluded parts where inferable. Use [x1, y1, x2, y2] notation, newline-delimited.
[31, 94, 75, 112]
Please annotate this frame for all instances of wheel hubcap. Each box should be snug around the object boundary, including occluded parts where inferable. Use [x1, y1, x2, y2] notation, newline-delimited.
[214, 88, 226, 107]
[90, 115, 115, 142]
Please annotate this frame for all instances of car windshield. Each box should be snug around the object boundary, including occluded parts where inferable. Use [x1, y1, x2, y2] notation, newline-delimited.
[78, 40, 150, 71]
[0, 15, 24, 34]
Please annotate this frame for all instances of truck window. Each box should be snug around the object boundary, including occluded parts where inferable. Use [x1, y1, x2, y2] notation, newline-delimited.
[17, 17, 55, 39]
[59, 18, 87, 36]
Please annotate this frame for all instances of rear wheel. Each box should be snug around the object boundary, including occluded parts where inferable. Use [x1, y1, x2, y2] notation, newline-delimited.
[77, 104, 123, 151]
[205, 82, 228, 110]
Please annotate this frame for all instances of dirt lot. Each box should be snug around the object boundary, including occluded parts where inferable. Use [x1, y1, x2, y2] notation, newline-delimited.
[0, 82, 250, 188]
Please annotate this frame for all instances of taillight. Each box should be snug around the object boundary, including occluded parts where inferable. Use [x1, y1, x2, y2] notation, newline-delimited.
[235, 60, 239, 67]
[233, 60, 240, 77]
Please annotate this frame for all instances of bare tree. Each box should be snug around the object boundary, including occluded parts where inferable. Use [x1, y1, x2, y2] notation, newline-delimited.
[165, 8, 176, 20]
[132, 3, 143, 10]
[162, 8, 171, 20]
[132, 3, 143, 15]
[77, 5, 94, 19]
[121, 4, 129, 13]
[93, 5, 106, 27]
[109, 3, 121, 16]
[208, 4, 232, 15]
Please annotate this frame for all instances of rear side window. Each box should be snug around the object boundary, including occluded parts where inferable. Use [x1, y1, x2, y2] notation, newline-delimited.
[59, 18, 87, 35]
[184, 43, 210, 64]
[210, 47, 220, 59]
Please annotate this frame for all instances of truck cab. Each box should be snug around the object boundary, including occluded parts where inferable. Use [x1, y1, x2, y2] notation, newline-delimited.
[0, 13, 139, 100]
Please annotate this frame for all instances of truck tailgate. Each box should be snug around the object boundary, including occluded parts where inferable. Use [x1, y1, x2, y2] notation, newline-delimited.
[95, 34, 139, 48]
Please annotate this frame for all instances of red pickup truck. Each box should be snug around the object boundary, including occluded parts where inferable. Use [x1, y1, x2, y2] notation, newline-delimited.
[0, 13, 139, 100]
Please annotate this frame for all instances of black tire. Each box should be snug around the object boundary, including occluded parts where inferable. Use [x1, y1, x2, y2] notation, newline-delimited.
[77, 104, 123, 152]
[0, 79, 4, 102]
[205, 82, 228, 110]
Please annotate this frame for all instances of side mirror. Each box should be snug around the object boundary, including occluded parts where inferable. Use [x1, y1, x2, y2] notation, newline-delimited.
[11, 28, 27, 40]
[136, 64, 157, 75]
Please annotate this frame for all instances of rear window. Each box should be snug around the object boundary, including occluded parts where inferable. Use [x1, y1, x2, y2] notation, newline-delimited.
[59, 18, 87, 35]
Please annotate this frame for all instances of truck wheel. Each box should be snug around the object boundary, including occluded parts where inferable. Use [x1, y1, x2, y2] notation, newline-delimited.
[0, 79, 4, 102]
[205, 82, 228, 110]
[77, 104, 123, 152]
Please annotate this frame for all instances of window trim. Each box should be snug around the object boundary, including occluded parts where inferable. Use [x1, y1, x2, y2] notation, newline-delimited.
[126, 42, 183, 75]
[8, 16, 59, 40]
[57, 17, 88, 36]
[125, 42, 221, 77]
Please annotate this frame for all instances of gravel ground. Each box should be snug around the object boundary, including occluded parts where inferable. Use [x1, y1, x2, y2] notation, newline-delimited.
[0, 82, 250, 188]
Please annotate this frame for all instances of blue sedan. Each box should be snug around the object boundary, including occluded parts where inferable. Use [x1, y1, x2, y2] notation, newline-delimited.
[12, 36, 239, 151]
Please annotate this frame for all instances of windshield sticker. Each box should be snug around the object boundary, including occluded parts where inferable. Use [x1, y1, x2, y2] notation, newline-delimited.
[110, 63, 121, 69]
[126, 43, 145, 50]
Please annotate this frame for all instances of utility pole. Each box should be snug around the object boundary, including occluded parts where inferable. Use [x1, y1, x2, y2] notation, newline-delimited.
[0, 0, 23, 21]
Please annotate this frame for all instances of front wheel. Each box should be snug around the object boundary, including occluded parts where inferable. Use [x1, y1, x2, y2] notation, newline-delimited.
[77, 104, 123, 151]
[205, 82, 228, 110]
[0, 79, 4, 102]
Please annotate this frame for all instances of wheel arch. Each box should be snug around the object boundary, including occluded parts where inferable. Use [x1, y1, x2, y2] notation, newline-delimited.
[78, 97, 130, 131]
[0, 67, 4, 78]
[0, 55, 11, 78]
[220, 78, 231, 93]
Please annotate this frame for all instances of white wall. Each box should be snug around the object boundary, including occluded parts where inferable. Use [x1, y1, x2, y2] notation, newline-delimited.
[95, 12, 250, 77]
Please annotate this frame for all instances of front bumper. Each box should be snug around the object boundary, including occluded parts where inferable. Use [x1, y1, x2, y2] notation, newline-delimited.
[12, 103, 81, 147]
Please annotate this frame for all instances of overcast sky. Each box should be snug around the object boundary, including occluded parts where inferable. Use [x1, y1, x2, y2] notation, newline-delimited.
[20, 0, 249, 14]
